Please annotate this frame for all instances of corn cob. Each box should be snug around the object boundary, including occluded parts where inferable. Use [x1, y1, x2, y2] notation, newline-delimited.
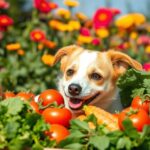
[83, 105, 119, 131]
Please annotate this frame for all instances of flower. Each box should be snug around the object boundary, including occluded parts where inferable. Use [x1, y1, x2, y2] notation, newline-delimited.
[77, 35, 93, 44]
[56, 8, 71, 19]
[80, 27, 90, 36]
[0, 15, 13, 27]
[130, 32, 138, 40]
[42, 39, 56, 49]
[30, 29, 46, 42]
[145, 45, 150, 54]
[137, 35, 150, 45]
[17, 49, 25, 56]
[68, 20, 81, 30]
[93, 8, 113, 29]
[49, 2, 58, 10]
[109, 8, 121, 16]
[0, 0, 9, 9]
[34, 0, 51, 14]
[63, 0, 79, 8]
[92, 38, 101, 46]
[75, 12, 88, 21]
[6, 43, 21, 51]
[96, 28, 109, 38]
[49, 20, 61, 30]
[143, 63, 150, 71]
[115, 14, 134, 29]
[131, 13, 146, 26]
[41, 54, 55, 66]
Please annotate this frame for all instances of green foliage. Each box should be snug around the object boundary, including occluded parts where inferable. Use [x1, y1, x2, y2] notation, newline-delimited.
[0, 98, 55, 150]
[117, 69, 150, 107]
[59, 115, 150, 150]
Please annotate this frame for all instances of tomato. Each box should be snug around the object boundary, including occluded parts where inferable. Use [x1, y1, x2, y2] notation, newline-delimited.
[118, 107, 150, 131]
[45, 124, 70, 143]
[30, 101, 43, 114]
[131, 96, 150, 113]
[3, 91, 15, 99]
[42, 107, 72, 127]
[38, 89, 64, 107]
[16, 92, 35, 101]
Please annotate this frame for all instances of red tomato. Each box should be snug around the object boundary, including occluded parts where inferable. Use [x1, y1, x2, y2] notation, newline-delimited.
[131, 96, 150, 113]
[118, 107, 150, 131]
[3, 91, 15, 99]
[16, 92, 35, 101]
[30, 101, 43, 114]
[45, 124, 70, 143]
[42, 107, 72, 127]
[38, 89, 64, 107]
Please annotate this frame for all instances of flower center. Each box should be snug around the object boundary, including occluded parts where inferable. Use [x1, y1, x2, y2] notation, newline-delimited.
[98, 13, 107, 21]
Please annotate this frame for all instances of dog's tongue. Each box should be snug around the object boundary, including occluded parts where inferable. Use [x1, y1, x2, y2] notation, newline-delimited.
[69, 98, 83, 109]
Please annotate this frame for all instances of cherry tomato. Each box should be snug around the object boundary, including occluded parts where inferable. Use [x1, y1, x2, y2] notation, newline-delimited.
[42, 107, 72, 127]
[38, 89, 64, 107]
[131, 96, 150, 113]
[16, 92, 35, 101]
[45, 124, 70, 143]
[3, 91, 15, 99]
[30, 101, 43, 114]
[118, 107, 150, 131]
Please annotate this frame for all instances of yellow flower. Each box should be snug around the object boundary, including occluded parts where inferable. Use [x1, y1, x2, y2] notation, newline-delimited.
[56, 8, 71, 19]
[42, 39, 56, 49]
[41, 54, 55, 66]
[115, 14, 134, 29]
[96, 28, 109, 38]
[57, 23, 68, 32]
[75, 12, 88, 21]
[17, 49, 25, 56]
[63, 0, 79, 7]
[6, 43, 21, 51]
[77, 35, 93, 44]
[130, 32, 138, 39]
[48, 20, 61, 29]
[131, 13, 146, 26]
[68, 20, 81, 30]
[145, 45, 150, 54]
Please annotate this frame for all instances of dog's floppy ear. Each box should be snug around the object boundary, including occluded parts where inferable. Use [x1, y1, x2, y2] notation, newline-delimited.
[52, 45, 83, 71]
[108, 50, 143, 78]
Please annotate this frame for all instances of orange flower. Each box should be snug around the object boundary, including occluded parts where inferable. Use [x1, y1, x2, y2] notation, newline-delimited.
[75, 12, 88, 21]
[38, 43, 44, 50]
[49, 20, 61, 30]
[30, 29, 46, 42]
[6, 43, 21, 51]
[41, 54, 55, 66]
[49, 2, 58, 9]
[0, 15, 13, 27]
[17, 49, 25, 55]
[42, 39, 56, 49]
[77, 34, 93, 44]
[93, 8, 113, 29]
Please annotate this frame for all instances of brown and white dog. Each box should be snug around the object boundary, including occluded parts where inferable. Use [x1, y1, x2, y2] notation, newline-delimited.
[52, 45, 142, 116]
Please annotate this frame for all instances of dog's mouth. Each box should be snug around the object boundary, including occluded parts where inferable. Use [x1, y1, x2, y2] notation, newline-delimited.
[68, 92, 100, 110]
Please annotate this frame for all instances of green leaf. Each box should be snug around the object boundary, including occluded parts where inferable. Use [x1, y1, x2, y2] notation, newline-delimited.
[63, 143, 84, 150]
[70, 119, 90, 132]
[89, 135, 109, 150]
[0, 98, 24, 115]
[68, 130, 86, 139]
[116, 137, 131, 150]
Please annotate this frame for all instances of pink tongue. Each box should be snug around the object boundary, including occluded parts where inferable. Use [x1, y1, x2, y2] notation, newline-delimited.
[69, 100, 83, 109]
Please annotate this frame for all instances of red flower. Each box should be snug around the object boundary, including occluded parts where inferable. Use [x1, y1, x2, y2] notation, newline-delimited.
[93, 8, 113, 29]
[109, 8, 121, 16]
[30, 29, 46, 42]
[80, 27, 90, 36]
[137, 35, 150, 45]
[49, 2, 58, 10]
[143, 63, 150, 71]
[34, 0, 51, 13]
[0, 15, 13, 27]
[0, 0, 9, 9]
[92, 38, 101, 46]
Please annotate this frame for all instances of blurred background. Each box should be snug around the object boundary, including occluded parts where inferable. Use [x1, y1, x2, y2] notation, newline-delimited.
[0, 0, 150, 94]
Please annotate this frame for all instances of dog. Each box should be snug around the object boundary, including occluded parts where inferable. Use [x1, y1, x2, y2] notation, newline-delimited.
[52, 45, 142, 116]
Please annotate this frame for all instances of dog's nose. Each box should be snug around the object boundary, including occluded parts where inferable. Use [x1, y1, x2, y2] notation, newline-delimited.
[68, 84, 82, 96]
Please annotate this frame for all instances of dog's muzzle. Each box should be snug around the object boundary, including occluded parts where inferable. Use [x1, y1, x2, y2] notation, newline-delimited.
[68, 83, 82, 96]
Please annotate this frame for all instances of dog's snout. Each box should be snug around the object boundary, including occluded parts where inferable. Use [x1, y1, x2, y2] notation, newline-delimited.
[68, 84, 82, 96]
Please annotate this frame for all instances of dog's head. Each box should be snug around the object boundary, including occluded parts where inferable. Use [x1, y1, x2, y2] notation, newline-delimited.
[52, 45, 142, 112]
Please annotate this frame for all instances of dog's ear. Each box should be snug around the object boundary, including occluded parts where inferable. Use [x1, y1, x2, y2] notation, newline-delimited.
[108, 50, 143, 79]
[52, 45, 83, 71]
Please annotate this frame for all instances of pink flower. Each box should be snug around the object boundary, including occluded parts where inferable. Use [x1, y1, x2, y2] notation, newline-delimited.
[80, 27, 90, 36]
[0, 0, 9, 9]
[109, 8, 121, 16]
[143, 63, 150, 71]
[34, 0, 51, 13]
[93, 8, 113, 29]
[137, 35, 150, 45]
[92, 38, 101, 46]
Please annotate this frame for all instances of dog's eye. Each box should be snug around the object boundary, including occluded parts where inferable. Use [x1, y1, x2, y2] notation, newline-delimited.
[66, 69, 74, 76]
[90, 73, 102, 80]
